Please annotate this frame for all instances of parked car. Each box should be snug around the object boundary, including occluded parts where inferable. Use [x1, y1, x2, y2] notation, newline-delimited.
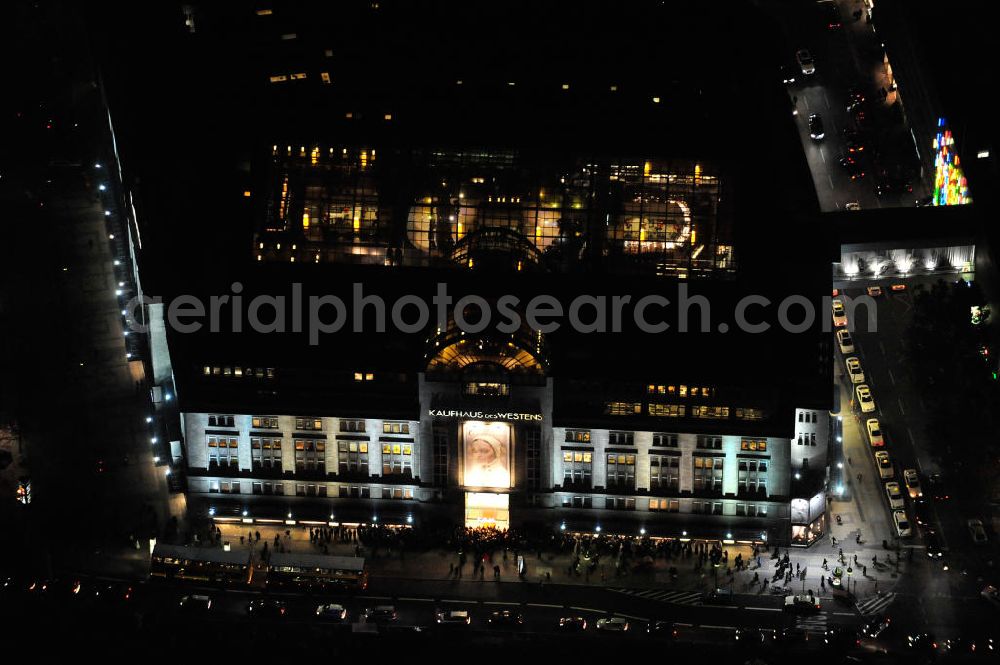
[981, 585, 1000, 608]
[885, 482, 905, 509]
[893, 510, 912, 538]
[866, 285, 882, 297]
[866, 418, 885, 447]
[846, 356, 864, 384]
[856, 384, 875, 413]
[903, 469, 922, 498]
[832, 299, 847, 326]
[780, 64, 797, 85]
[836, 329, 854, 354]
[875, 450, 894, 479]
[968, 518, 988, 545]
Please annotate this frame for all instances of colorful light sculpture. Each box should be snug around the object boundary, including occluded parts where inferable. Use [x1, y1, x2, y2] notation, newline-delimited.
[932, 118, 972, 205]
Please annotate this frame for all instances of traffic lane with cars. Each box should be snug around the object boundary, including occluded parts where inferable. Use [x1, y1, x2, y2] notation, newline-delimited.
[836, 279, 1000, 631]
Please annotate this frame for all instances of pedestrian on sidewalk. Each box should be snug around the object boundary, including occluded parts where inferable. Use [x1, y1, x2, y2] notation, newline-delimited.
[857, 473, 862, 483]
[872, 554, 877, 564]
[863, 565, 867, 576]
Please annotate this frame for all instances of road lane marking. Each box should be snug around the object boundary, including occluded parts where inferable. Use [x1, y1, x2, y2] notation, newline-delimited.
[745, 606, 781, 612]
[399, 597, 432, 602]
[527, 603, 563, 609]
[828, 175, 835, 190]
[897, 397, 906, 415]
[879, 341, 886, 356]
[820, 147, 827, 163]
[484, 601, 520, 606]
[442, 599, 477, 604]
[834, 612, 856, 616]
[367, 595, 392, 600]
[888, 369, 896, 385]
[906, 427, 915, 445]
[701, 624, 735, 630]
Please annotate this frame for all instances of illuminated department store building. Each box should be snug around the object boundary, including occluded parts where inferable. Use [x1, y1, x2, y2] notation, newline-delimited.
[168, 145, 833, 548]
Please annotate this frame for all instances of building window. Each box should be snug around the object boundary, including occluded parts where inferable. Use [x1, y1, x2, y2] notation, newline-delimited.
[207, 436, 239, 469]
[339, 419, 366, 433]
[652, 433, 678, 447]
[295, 417, 323, 431]
[738, 460, 768, 494]
[738, 503, 768, 517]
[606, 402, 642, 416]
[692, 405, 730, 419]
[810, 433, 817, 446]
[208, 415, 235, 428]
[606, 497, 635, 511]
[525, 427, 541, 490]
[382, 422, 410, 435]
[740, 438, 767, 452]
[649, 498, 680, 512]
[338, 441, 369, 475]
[562, 496, 593, 508]
[381, 487, 414, 500]
[353, 372, 375, 382]
[219, 481, 240, 494]
[381, 442, 413, 477]
[294, 439, 326, 473]
[252, 482, 262, 495]
[251, 437, 282, 470]
[565, 430, 591, 443]
[463, 382, 509, 397]
[562, 451, 592, 488]
[693, 456, 724, 492]
[648, 403, 685, 417]
[696, 435, 722, 450]
[432, 426, 449, 487]
[606, 454, 636, 490]
[608, 431, 634, 446]
[735, 408, 765, 420]
[649, 455, 680, 491]
[251, 416, 279, 429]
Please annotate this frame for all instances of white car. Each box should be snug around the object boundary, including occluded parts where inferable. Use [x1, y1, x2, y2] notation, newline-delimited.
[845, 201, 861, 211]
[855, 384, 875, 413]
[968, 519, 988, 545]
[784, 595, 821, 613]
[893, 510, 912, 538]
[845, 356, 864, 384]
[836, 329, 854, 354]
[436, 609, 472, 625]
[796, 49, 816, 75]
[885, 482, 905, 509]
[596, 617, 630, 632]
[315, 603, 348, 622]
[866, 418, 884, 447]
[875, 451, 894, 479]
[903, 469, 922, 498]
[832, 299, 848, 327]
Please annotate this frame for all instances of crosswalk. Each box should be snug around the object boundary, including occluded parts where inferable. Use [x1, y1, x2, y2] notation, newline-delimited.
[855, 592, 896, 616]
[607, 588, 704, 605]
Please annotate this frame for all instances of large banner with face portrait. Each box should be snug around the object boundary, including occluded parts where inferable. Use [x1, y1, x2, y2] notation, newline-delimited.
[462, 421, 512, 489]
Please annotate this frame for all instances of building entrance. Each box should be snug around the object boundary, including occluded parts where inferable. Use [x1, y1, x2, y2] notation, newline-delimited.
[464, 492, 510, 529]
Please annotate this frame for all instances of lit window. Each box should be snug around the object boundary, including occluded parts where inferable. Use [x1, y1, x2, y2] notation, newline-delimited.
[321, 72, 331, 84]
[256, 9, 273, 16]
[243, 190, 251, 198]
[268, 75, 287, 83]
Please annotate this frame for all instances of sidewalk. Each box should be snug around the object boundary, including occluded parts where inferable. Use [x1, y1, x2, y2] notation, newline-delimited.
[208, 522, 905, 602]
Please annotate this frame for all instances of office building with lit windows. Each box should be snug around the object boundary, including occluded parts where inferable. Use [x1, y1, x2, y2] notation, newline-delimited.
[124, 1, 835, 547]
